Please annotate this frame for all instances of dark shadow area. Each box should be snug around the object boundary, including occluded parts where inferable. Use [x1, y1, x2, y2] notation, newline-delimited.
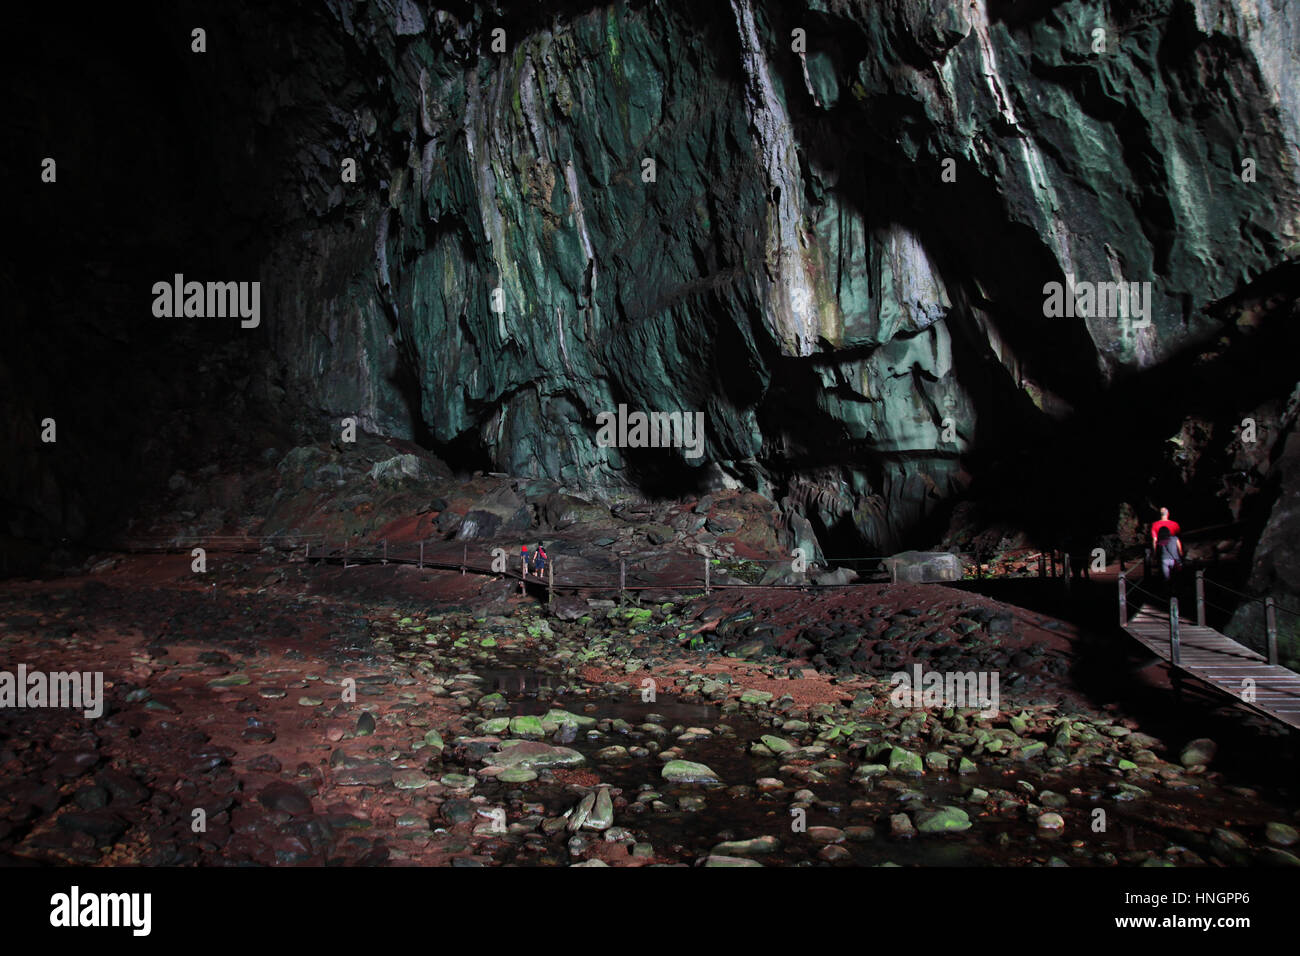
[3, 2, 284, 556]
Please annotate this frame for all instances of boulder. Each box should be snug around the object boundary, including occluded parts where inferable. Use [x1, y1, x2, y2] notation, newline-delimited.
[483, 742, 586, 770]
[550, 596, 588, 621]
[814, 567, 859, 586]
[456, 486, 531, 538]
[914, 806, 972, 834]
[539, 492, 605, 529]
[1179, 738, 1218, 768]
[368, 454, 423, 483]
[661, 760, 722, 784]
[883, 551, 962, 583]
[644, 523, 675, 545]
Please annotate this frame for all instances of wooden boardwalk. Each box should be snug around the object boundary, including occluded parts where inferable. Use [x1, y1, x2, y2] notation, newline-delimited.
[1121, 599, 1300, 731]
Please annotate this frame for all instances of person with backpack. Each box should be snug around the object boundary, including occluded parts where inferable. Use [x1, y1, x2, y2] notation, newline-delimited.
[532, 543, 547, 579]
[1155, 525, 1183, 590]
[1150, 507, 1180, 548]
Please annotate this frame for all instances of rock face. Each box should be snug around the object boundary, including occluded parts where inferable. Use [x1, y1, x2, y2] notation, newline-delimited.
[8, 0, 1300, 570]
[249, 0, 1300, 555]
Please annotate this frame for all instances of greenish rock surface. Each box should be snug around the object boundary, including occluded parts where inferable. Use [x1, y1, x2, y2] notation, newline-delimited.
[542, 709, 597, 729]
[712, 835, 780, 857]
[14, 0, 1300, 611]
[1266, 822, 1299, 847]
[484, 742, 586, 770]
[888, 747, 924, 775]
[661, 760, 722, 784]
[587, 787, 614, 830]
[914, 806, 972, 834]
[207, 675, 250, 687]
[924, 752, 949, 771]
[508, 715, 545, 737]
[497, 767, 538, 784]
[1180, 738, 1218, 767]
[393, 770, 431, 790]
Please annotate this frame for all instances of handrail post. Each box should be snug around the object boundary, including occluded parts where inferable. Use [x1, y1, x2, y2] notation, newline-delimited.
[1063, 553, 1072, 594]
[704, 557, 710, 595]
[1118, 572, 1127, 626]
[1050, 550, 1056, 578]
[620, 559, 626, 606]
[462, 545, 467, 576]
[1266, 597, 1278, 666]
[1195, 570, 1205, 627]
[1169, 597, 1181, 666]
[382, 539, 388, 565]
[548, 560, 554, 608]
[343, 539, 349, 569]
[305, 541, 310, 563]
[418, 540, 424, 569]
[520, 555, 527, 595]
[1038, 553, 1045, 578]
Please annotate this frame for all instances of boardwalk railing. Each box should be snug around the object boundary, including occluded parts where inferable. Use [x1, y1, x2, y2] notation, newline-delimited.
[101, 533, 1057, 601]
[100, 535, 1103, 598]
[1117, 565, 1300, 730]
[1118, 565, 1300, 667]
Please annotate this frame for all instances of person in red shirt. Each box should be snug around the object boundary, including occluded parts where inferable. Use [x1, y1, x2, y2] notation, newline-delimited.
[1150, 507, 1180, 548]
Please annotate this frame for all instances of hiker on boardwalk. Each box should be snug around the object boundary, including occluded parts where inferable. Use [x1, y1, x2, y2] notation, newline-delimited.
[1150, 507, 1180, 548]
[531, 543, 547, 579]
[1155, 525, 1183, 592]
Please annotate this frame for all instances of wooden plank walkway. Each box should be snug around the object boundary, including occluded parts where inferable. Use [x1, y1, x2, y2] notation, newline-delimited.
[1122, 605, 1300, 730]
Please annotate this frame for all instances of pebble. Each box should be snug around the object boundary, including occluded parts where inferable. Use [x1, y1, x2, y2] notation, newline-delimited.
[258, 782, 313, 816]
[818, 844, 852, 862]
[497, 768, 538, 784]
[914, 806, 971, 834]
[439, 774, 476, 790]
[661, 760, 721, 784]
[712, 835, 780, 856]
[1266, 822, 1298, 847]
[392, 770, 431, 790]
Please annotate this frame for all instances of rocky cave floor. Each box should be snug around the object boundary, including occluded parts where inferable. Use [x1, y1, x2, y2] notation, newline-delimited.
[2, 546, 1299, 868]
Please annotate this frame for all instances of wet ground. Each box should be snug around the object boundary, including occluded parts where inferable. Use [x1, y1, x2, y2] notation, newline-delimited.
[0, 552, 1297, 867]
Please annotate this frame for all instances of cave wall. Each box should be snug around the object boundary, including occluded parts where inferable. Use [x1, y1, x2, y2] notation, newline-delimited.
[251, 0, 1300, 553]
[6, 0, 1300, 565]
